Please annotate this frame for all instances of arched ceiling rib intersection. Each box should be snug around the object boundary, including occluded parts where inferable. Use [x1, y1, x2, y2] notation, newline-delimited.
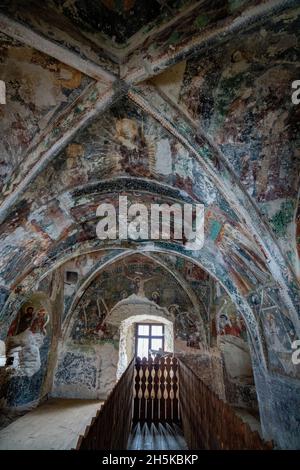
[0, 0, 299, 374]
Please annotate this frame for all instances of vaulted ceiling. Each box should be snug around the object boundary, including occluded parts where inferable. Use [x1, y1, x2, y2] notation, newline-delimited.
[0, 0, 299, 377]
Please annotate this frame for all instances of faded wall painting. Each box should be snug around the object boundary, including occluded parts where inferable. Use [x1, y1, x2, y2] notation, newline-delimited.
[1, 301, 51, 408]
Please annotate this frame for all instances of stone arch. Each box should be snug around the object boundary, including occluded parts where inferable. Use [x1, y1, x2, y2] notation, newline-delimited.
[109, 298, 174, 377]
[62, 251, 209, 346]
[1, 241, 267, 370]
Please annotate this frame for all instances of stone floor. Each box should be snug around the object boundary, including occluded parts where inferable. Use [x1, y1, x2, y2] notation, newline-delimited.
[127, 422, 189, 450]
[0, 408, 27, 431]
[0, 398, 103, 450]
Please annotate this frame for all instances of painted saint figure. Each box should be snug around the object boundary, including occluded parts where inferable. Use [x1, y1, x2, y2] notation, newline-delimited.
[8, 306, 35, 337]
[6, 305, 49, 377]
[30, 308, 49, 335]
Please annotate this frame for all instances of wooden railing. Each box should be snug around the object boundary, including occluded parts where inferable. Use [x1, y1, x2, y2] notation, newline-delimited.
[75, 359, 135, 450]
[178, 359, 273, 450]
[133, 356, 180, 423]
[75, 355, 272, 450]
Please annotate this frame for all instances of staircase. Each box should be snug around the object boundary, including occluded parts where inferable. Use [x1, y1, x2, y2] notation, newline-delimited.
[128, 422, 188, 450]
[75, 355, 273, 450]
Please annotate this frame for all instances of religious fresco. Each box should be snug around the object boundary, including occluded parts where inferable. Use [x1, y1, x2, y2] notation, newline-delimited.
[146, 6, 300, 273]
[0, 95, 273, 317]
[0, 1, 297, 303]
[0, 0, 299, 449]
[1, 0, 195, 48]
[153, 253, 212, 321]
[52, 254, 211, 400]
[168, 304, 203, 349]
[123, 0, 266, 81]
[71, 304, 118, 345]
[10, 96, 241, 215]
[250, 287, 300, 379]
[68, 254, 202, 345]
[0, 32, 91, 191]
[49, 0, 190, 45]
[215, 297, 247, 343]
[1, 301, 51, 407]
[7, 305, 49, 338]
[17, 99, 186, 200]
[210, 285, 259, 411]
[216, 223, 271, 295]
[158, 9, 300, 205]
[0, 0, 118, 73]
[0, 92, 274, 307]
[53, 351, 98, 397]
[62, 251, 108, 309]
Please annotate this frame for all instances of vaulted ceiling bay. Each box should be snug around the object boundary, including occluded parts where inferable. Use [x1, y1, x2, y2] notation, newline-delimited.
[0, 0, 299, 451]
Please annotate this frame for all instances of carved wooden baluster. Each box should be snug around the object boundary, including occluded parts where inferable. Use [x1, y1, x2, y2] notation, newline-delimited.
[139, 357, 147, 422]
[169, 360, 175, 422]
[153, 355, 159, 422]
[175, 358, 180, 422]
[133, 358, 141, 422]
[174, 357, 180, 422]
[162, 357, 168, 421]
[144, 363, 150, 421]
[165, 356, 172, 421]
[150, 358, 156, 421]
[170, 356, 179, 422]
[133, 363, 138, 421]
[138, 362, 144, 421]
[157, 363, 162, 421]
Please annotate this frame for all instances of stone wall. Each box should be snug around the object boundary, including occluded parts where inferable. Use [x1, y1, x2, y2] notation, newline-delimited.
[52, 341, 119, 400]
[52, 298, 174, 399]
[177, 349, 226, 400]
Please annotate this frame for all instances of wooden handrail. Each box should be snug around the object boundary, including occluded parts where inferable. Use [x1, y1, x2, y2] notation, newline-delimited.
[75, 356, 272, 450]
[75, 359, 135, 450]
[178, 358, 273, 450]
